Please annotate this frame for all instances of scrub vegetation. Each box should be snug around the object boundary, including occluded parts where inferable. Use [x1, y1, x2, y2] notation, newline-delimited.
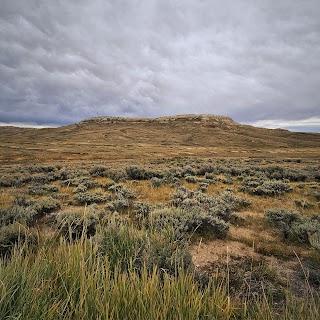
[1, 156, 320, 319]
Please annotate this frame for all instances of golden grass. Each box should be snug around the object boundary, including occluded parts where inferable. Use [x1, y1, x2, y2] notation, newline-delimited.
[229, 226, 277, 243]
[59, 185, 74, 195]
[241, 188, 318, 216]
[181, 180, 200, 190]
[95, 177, 114, 184]
[1, 115, 320, 163]
[207, 182, 230, 194]
[0, 190, 15, 208]
[127, 181, 173, 204]
[1, 229, 318, 320]
[91, 187, 109, 194]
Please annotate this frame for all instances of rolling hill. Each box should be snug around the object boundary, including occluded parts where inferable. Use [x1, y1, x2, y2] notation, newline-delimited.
[1, 114, 319, 163]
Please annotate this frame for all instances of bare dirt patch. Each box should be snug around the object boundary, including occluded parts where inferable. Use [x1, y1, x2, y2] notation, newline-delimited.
[192, 238, 259, 268]
[191, 238, 318, 300]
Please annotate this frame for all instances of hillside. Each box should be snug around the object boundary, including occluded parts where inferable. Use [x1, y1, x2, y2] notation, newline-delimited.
[1, 114, 319, 163]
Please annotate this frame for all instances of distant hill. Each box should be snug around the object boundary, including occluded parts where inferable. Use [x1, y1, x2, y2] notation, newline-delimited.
[1, 114, 319, 163]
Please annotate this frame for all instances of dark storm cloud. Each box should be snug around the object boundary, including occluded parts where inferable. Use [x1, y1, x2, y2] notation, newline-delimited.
[0, 0, 320, 130]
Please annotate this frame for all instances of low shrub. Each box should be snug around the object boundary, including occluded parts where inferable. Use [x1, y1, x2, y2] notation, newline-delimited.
[199, 183, 209, 193]
[133, 202, 151, 226]
[265, 208, 320, 246]
[97, 219, 192, 275]
[108, 183, 124, 193]
[56, 206, 99, 239]
[33, 197, 61, 216]
[0, 177, 18, 187]
[73, 183, 88, 193]
[89, 166, 107, 177]
[143, 231, 192, 275]
[150, 177, 163, 188]
[171, 187, 250, 225]
[105, 197, 130, 213]
[52, 193, 69, 200]
[107, 184, 135, 199]
[185, 175, 197, 183]
[27, 184, 59, 195]
[265, 208, 302, 229]
[126, 166, 147, 180]
[240, 178, 293, 196]
[0, 197, 60, 227]
[181, 166, 196, 177]
[119, 187, 136, 199]
[61, 177, 86, 186]
[25, 165, 55, 173]
[30, 174, 55, 184]
[163, 170, 182, 183]
[291, 220, 320, 243]
[197, 164, 215, 176]
[125, 166, 161, 180]
[0, 223, 38, 257]
[149, 207, 229, 239]
[74, 192, 110, 205]
[62, 177, 101, 189]
[216, 192, 251, 211]
[311, 190, 320, 201]
[218, 176, 233, 185]
[263, 166, 307, 182]
[294, 199, 314, 209]
[105, 169, 126, 182]
[0, 206, 37, 227]
[204, 172, 216, 180]
[13, 194, 32, 206]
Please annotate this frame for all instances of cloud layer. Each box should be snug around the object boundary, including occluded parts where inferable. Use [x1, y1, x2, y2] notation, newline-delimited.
[0, 0, 319, 129]
[246, 117, 320, 132]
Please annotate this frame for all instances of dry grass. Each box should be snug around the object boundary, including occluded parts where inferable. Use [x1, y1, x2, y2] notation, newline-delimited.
[1, 115, 319, 163]
[127, 180, 173, 204]
[227, 224, 298, 258]
[241, 186, 319, 216]
[207, 181, 233, 194]
[0, 190, 15, 208]
[229, 225, 277, 243]
[182, 180, 200, 190]
[95, 177, 114, 185]
[59, 185, 74, 195]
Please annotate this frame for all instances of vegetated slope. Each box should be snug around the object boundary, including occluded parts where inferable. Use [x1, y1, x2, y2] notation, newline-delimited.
[0, 114, 319, 163]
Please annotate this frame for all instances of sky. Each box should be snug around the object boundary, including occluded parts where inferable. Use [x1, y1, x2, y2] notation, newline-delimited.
[0, 0, 320, 132]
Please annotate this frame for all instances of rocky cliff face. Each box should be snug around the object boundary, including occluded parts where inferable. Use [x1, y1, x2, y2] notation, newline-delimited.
[77, 114, 239, 131]
[78, 114, 236, 124]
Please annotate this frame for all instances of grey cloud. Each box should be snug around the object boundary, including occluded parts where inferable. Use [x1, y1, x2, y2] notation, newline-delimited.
[0, 0, 319, 130]
[247, 117, 320, 133]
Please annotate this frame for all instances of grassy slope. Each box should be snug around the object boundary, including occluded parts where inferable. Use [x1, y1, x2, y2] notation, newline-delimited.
[0, 114, 319, 163]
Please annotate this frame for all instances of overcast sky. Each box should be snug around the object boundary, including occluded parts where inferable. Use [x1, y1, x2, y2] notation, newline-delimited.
[0, 0, 319, 131]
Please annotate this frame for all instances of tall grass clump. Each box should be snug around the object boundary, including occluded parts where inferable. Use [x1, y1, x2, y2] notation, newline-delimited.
[0, 233, 236, 319]
[0, 224, 319, 319]
[95, 216, 192, 275]
[0, 223, 38, 257]
[56, 206, 99, 239]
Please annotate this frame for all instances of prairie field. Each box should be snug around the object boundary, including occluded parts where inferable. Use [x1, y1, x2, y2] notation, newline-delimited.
[0, 116, 320, 319]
